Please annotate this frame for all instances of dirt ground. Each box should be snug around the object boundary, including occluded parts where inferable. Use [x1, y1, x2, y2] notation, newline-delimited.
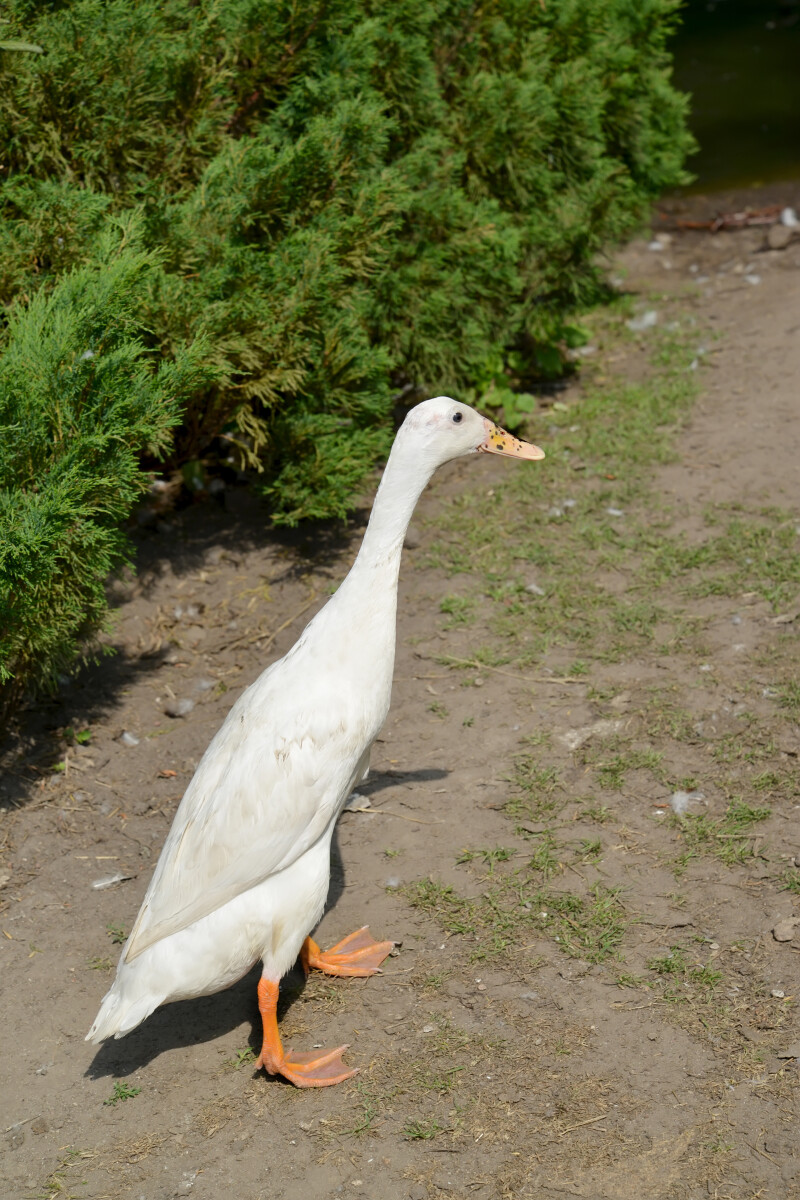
[2, 185, 800, 1200]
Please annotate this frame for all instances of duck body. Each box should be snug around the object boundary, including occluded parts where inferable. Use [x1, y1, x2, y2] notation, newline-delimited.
[86, 397, 544, 1084]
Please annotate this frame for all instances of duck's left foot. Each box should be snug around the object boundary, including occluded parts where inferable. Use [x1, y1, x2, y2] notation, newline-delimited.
[302, 925, 395, 977]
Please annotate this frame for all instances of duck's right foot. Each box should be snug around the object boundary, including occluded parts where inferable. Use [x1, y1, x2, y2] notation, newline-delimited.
[254, 977, 357, 1088]
[256, 1043, 358, 1088]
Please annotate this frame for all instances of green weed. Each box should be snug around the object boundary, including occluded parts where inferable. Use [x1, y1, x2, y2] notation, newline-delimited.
[104, 1080, 141, 1106]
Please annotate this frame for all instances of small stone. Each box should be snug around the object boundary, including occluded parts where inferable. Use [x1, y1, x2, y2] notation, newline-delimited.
[781, 206, 799, 227]
[606, 507, 624, 518]
[626, 310, 658, 332]
[771, 989, 786, 999]
[31, 1118, 48, 1134]
[193, 677, 216, 692]
[119, 731, 140, 748]
[526, 583, 545, 596]
[422, 1024, 435, 1033]
[164, 698, 195, 719]
[777, 1043, 800, 1059]
[744, 273, 761, 286]
[772, 918, 800, 943]
[767, 223, 793, 250]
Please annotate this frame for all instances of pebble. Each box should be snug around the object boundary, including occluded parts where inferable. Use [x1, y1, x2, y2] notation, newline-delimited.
[526, 583, 545, 596]
[119, 731, 140, 748]
[626, 310, 658, 332]
[606, 507, 624, 517]
[744, 274, 761, 286]
[164, 698, 195, 719]
[772, 917, 800, 943]
[767, 224, 794, 251]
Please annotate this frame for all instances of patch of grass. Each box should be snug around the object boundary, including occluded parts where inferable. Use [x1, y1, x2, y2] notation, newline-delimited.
[779, 680, 800, 718]
[456, 845, 514, 872]
[104, 1080, 141, 1107]
[578, 838, 603, 862]
[427, 700, 449, 719]
[30, 1147, 97, 1200]
[526, 832, 561, 878]
[87, 956, 113, 971]
[616, 973, 648, 989]
[580, 802, 614, 824]
[350, 1081, 382, 1136]
[403, 1118, 444, 1140]
[778, 866, 800, 895]
[223, 1047, 256, 1071]
[504, 756, 562, 819]
[106, 923, 126, 945]
[402, 871, 627, 965]
[670, 799, 771, 868]
[595, 746, 663, 790]
[439, 595, 476, 627]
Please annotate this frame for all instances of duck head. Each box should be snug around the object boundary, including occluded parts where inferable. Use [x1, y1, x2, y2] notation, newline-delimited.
[402, 396, 544, 470]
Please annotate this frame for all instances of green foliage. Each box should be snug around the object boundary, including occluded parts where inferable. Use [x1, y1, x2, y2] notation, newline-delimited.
[103, 1080, 141, 1106]
[0, 0, 693, 709]
[0, 228, 214, 719]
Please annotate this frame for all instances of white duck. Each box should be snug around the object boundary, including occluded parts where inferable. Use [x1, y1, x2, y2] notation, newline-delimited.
[87, 396, 543, 1086]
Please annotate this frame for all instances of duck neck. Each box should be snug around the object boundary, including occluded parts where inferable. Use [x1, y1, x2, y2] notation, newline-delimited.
[349, 435, 435, 583]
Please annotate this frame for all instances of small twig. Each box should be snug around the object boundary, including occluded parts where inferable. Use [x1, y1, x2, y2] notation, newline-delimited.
[438, 656, 585, 684]
[213, 592, 318, 655]
[557, 1114, 608, 1136]
[364, 808, 444, 826]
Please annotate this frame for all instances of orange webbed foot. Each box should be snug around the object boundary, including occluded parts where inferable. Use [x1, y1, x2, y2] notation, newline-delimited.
[254, 978, 357, 1088]
[256, 1043, 358, 1088]
[302, 925, 395, 978]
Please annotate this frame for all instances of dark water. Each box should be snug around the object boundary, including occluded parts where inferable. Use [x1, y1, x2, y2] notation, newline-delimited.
[671, 0, 800, 190]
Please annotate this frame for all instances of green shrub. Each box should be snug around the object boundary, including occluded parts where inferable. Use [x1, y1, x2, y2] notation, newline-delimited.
[0, 224, 213, 722]
[0, 0, 693, 711]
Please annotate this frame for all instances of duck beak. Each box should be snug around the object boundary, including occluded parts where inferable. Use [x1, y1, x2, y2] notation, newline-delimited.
[478, 418, 545, 461]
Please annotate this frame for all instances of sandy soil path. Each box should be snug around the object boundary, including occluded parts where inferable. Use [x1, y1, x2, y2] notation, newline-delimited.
[2, 195, 799, 1200]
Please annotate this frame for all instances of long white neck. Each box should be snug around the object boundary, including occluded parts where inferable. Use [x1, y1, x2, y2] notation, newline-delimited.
[327, 428, 437, 618]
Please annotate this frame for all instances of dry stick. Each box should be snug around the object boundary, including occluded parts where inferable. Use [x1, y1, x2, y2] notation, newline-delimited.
[557, 1114, 609, 1137]
[213, 592, 318, 655]
[437, 656, 585, 684]
[359, 807, 444, 826]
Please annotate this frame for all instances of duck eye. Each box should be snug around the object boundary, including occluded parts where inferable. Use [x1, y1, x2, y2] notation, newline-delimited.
[452, 412, 463, 424]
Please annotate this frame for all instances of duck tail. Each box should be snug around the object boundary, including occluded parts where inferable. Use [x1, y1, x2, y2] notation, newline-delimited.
[85, 984, 161, 1044]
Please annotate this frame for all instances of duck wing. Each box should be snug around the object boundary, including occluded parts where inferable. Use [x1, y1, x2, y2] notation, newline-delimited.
[124, 673, 373, 962]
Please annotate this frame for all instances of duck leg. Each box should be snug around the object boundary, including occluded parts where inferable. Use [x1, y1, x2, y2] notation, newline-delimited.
[301, 925, 394, 977]
[254, 978, 357, 1088]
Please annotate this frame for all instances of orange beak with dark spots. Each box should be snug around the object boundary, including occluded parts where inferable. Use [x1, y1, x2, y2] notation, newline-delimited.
[478, 418, 545, 461]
